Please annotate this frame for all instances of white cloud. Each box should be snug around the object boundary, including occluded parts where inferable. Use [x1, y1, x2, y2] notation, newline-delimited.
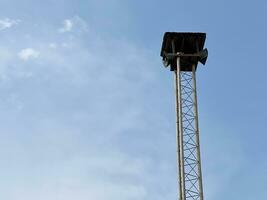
[18, 48, 40, 61]
[49, 43, 57, 49]
[59, 19, 73, 33]
[0, 18, 19, 30]
[0, 27, 173, 200]
[0, 15, 175, 200]
[58, 16, 88, 33]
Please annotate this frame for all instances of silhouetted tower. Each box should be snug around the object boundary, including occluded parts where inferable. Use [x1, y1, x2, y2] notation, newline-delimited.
[160, 32, 208, 200]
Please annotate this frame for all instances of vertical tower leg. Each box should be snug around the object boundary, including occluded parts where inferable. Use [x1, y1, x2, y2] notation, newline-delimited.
[192, 65, 204, 200]
[175, 59, 204, 200]
[175, 57, 186, 200]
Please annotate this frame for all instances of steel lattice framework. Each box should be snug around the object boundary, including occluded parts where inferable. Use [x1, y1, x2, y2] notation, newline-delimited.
[175, 62, 203, 200]
[160, 32, 208, 200]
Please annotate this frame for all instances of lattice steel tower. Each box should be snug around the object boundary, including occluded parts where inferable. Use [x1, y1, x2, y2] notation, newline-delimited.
[160, 32, 208, 200]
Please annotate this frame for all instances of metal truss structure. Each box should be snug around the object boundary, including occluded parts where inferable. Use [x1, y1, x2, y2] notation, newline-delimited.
[175, 60, 204, 200]
[160, 32, 208, 200]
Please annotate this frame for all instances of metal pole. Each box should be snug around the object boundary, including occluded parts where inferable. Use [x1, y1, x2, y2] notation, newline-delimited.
[192, 64, 204, 200]
[173, 39, 184, 200]
[174, 68, 183, 200]
[176, 57, 186, 200]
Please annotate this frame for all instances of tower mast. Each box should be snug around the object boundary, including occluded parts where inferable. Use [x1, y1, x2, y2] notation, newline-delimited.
[160, 32, 208, 200]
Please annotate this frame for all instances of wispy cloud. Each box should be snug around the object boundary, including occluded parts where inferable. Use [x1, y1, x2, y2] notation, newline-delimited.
[58, 16, 88, 33]
[0, 15, 174, 200]
[59, 19, 73, 33]
[48, 43, 57, 49]
[18, 48, 40, 61]
[0, 18, 19, 30]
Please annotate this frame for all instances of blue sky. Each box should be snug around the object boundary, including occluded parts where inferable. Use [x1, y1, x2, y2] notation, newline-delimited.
[0, 0, 266, 199]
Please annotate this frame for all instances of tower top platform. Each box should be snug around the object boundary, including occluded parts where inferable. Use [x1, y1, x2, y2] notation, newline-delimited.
[160, 32, 207, 71]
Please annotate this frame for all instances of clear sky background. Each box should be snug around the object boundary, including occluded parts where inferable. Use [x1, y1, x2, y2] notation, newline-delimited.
[0, 0, 266, 199]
